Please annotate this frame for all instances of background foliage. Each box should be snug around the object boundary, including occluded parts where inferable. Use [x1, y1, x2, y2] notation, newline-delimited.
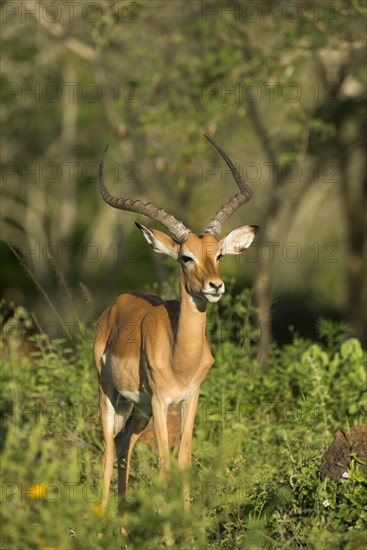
[1, 1, 366, 548]
[1, 0, 366, 346]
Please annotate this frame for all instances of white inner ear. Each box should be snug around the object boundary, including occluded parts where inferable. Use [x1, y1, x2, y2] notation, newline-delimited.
[219, 225, 257, 255]
[139, 225, 155, 246]
[138, 224, 179, 259]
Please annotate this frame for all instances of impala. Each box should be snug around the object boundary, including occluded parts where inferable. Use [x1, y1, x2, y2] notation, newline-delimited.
[94, 135, 259, 510]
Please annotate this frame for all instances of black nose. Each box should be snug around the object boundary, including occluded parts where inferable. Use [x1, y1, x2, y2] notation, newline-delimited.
[209, 281, 222, 291]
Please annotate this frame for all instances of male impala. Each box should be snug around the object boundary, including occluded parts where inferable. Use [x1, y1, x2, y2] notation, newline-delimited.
[94, 135, 258, 510]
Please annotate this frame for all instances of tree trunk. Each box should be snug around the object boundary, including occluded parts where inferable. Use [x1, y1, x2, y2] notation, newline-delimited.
[247, 102, 284, 368]
[344, 172, 367, 345]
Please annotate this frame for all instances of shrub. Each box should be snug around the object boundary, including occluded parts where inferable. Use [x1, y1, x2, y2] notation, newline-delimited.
[1, 298, 366, 548]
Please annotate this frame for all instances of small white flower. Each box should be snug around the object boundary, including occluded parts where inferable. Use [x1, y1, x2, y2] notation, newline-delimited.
[322, 499, 330, 508]
[342, 471, 349, 479]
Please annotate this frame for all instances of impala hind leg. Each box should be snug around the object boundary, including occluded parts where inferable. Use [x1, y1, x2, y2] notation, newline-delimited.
[100, 387, 134, 508]
[99, 385, 117, 509]
[115, 406, 151, 512]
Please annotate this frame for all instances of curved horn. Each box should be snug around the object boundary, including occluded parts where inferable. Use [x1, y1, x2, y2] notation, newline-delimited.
[203, 135, 253, 237]
[98, 145, 191, 243]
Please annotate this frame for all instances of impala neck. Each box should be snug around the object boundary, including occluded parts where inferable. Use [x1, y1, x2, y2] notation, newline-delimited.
[172, 271, 207, 379]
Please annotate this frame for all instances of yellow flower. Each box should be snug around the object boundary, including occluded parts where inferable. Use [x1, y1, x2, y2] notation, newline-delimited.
[26, 483, 48, 499]
[90, 504, 104, 517]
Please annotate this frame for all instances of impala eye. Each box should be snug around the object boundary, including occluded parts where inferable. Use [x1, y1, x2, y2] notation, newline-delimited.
[216, 253, 223, 262]
[181, 255, 194, 264]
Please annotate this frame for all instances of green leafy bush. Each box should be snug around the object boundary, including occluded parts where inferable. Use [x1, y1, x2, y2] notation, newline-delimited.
[1, 298, 366, 549]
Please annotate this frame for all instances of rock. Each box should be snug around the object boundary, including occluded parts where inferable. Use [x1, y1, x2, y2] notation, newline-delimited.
[320, 425, 367, 481]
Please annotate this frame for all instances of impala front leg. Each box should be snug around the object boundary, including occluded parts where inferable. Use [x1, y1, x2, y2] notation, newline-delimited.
[151, 396, 170, 482]
[179, 390, 200, 510]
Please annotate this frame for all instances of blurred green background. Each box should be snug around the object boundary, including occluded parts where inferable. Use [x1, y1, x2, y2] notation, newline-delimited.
[1, 3, 367, 549]
[1, 0, 366, 352]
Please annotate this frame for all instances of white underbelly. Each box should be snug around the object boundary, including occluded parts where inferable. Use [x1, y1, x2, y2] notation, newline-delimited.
[119, 390, 151, 406]
[166, 387, 196, 406]
[118, 386, 195, 407]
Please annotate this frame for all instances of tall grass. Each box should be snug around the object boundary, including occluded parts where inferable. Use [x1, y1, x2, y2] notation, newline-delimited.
[1, 280, 366, 548]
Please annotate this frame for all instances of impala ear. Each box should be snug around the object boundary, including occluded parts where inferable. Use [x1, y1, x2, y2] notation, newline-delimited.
[219, 225, 259, 255]
[136, 223, 179, 259]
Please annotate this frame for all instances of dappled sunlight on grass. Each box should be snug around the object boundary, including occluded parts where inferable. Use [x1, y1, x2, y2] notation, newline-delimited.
[1, 301, 366, 548]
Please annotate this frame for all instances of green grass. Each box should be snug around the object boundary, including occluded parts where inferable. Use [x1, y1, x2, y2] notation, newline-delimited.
[1, 291, 366, 549]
